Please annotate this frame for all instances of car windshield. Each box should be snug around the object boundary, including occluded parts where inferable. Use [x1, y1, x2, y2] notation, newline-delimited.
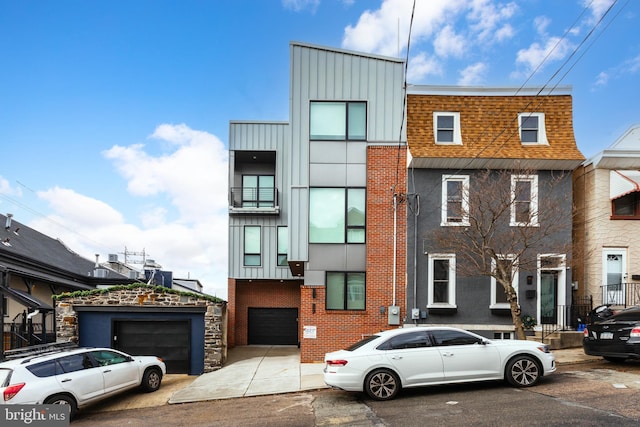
[0, 368, 12, 387]
[346, 335, 380, 351]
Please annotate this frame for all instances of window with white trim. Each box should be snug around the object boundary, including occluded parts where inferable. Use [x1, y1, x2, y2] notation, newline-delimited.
[433, 112, 462, 144]
[518, 113, 548, 145]
[427, 253, 456, 308]
[511, 174, 538, 226]
[441, 175, 469, 226]
[491, 255, 518, 309]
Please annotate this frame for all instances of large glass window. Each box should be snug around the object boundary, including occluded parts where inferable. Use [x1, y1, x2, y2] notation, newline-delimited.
[427, 254, 456, 308]
[242, 175, 275, 208]
[326, 272, 365, 310]
[310, 101, 367, 140]
[277, 226, 288, 267]
[441, 175, 469, 226]
[309, 188, 365, 243]
[243, 226, 261, 266]
[511, 174, 538, 226]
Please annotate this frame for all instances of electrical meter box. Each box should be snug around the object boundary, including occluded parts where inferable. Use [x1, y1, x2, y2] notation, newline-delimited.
[388, 305, 400, 325]
[411, 308, 420, 320]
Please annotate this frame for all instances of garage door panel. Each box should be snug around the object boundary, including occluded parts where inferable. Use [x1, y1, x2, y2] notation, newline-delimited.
[114, 320, 190, 374]
[248, 308, 298, 345]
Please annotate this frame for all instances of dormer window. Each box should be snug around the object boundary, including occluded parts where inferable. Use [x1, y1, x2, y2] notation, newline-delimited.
[433, 112, 461, 145]
[518, 113, 548, 145]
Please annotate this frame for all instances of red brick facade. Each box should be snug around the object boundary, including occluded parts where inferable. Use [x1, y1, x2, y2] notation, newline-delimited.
[229, 279, 301, 347]
[299, 145, 407, 362]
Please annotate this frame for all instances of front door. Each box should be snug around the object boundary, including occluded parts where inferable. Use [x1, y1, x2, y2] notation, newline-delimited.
[540, 271, 558, 324]
[603, 249, 626, 305]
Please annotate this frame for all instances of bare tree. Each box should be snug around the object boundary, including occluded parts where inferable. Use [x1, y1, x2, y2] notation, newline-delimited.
[429, 168, 573, 339]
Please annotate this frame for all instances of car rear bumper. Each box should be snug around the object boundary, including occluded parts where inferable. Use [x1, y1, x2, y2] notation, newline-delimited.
[583, 340, 640, 359]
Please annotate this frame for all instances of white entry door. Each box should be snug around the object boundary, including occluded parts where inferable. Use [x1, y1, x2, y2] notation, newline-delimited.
[602, 249, 626, 305]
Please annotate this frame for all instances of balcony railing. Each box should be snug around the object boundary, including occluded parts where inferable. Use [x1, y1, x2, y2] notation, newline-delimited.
[601, 282, 640, 307]
[229, 187, 279, 215]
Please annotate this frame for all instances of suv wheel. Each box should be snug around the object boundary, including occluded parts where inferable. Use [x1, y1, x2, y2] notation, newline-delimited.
[141, 367, 162, 392]
[44, 394, 77, 418]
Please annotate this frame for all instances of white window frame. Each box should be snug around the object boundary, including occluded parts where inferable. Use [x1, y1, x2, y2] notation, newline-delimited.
[510, 174, 539, 227]
[518, 112, 548, 145]
[433, 112, 462, 145]
[491, 254, 519, 309]
[427, 253, 457, 308]
[441, 174, 470, 226]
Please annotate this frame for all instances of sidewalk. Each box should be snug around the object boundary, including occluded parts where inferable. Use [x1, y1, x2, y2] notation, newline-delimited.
[169, 346, 326, 404]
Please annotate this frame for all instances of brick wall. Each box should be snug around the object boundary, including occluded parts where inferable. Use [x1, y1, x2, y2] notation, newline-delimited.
[299, 145, 407, 362]
[231, 280, 301, 347]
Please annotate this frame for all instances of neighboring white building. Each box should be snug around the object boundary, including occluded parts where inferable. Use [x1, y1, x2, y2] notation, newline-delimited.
[573, 124, 640, 307]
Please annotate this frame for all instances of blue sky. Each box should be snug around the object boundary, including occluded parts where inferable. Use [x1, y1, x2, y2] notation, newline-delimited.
[0, 0, 638, 298]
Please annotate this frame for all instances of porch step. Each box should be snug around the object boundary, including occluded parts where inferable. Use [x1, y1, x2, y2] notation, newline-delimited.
[526, 331, 583, 350]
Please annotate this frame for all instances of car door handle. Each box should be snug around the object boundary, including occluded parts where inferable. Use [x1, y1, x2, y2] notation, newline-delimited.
[442, 352, 454, 357]
[391, 356, 403, 360]
[60, 378, 72, 383]
[103, 369, 112, 373]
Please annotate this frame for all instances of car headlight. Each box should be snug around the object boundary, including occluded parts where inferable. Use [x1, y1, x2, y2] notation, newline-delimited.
[536, 345, 550, 354]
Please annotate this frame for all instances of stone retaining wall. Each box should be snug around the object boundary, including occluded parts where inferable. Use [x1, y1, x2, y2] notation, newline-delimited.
[55, 285, 227, 373]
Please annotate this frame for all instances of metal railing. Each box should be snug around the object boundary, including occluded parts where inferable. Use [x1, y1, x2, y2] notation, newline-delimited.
[601, 282, 640, 307]
[540, 297, 592, 343]
[229, 187, 279, 210]
[3, 320, 55, 350]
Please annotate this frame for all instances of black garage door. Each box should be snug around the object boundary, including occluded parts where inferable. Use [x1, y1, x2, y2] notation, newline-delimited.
[248, 308, 298, 345]
[113, 320, 190, 374]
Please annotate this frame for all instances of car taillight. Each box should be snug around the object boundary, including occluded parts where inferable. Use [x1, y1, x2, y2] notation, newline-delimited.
[326, 360, 348, 367]
[583, 327, 589, 337]
[3, 383, 25, 401]
[630, 327, 640, 338]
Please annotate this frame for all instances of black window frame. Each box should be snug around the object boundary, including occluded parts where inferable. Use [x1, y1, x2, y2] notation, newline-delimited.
[309, 101, 367, 141]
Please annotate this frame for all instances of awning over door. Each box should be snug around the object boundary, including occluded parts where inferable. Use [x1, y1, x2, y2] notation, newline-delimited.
[0, 287, 54, 311]
[610, 170, 640, 200]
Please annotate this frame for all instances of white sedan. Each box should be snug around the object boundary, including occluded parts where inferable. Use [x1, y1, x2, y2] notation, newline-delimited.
[323, 326, 555, 400]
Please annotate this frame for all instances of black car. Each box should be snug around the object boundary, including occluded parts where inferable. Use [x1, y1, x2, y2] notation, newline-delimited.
[583, 305, 640, 362]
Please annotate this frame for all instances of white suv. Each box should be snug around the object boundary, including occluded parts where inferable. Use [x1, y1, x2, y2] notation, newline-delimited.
[0, 346, 166, 417]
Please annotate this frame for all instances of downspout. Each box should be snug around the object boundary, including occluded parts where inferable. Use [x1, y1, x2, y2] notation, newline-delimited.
[392, 192, 397, 307]
[413, 194, 420, 323]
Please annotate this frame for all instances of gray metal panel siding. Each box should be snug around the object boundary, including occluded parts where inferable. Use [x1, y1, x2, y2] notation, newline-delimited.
[228, 121, 292, 280]
[288, 43, 405, 268]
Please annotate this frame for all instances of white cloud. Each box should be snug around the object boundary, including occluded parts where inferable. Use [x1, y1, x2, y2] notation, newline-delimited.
[458, 62, 487, 85]
[514, 36, 574, 77]
[407, 52, 442, 82]
[342, 0, 465, 57]
[534, 16, 551, 36]
[594, 71, 609, 87]
[434, 25, 466, 58]
[31, 124, 229, 299]
[282, 0, 320, 13]
[467, 0, 518, 44]
[584, 0, 616, 25]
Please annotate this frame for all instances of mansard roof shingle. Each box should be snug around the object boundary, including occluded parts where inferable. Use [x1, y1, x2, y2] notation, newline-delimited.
[407, 87, 585, 169]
